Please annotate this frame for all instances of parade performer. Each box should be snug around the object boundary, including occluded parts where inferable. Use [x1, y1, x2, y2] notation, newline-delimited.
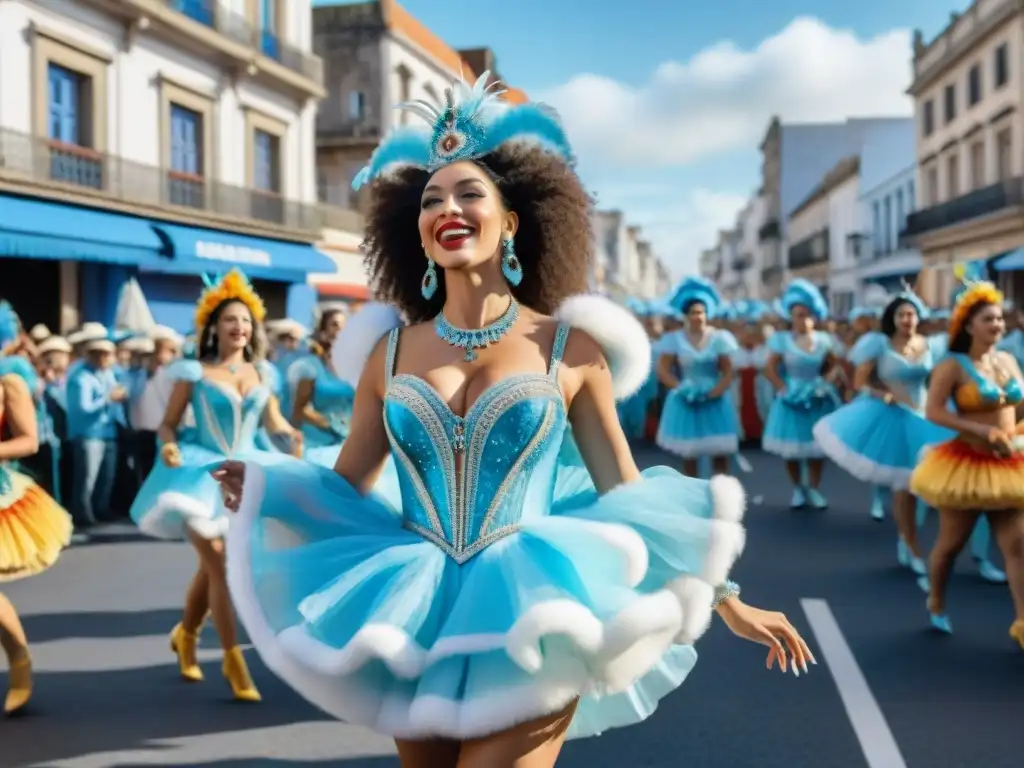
[732, 302, 771, 443]
[762, 280, 839, 509]
[287, 305, 354, 466]
[813, 289, 952, 578]
[0, 302, 73, 715]
[129, 270, 303, 701]
[910, 263, 1024, 643]
[215, 73, 813, 767]
[616, 298, 659, 441]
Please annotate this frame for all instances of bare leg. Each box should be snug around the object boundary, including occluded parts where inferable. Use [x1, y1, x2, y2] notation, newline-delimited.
[928, 510, 978, 620]
[456, 699, 578, 768]
[183, 567, 210, 633]
[711, 456, 730, 475]
[893, 491, 923, 559]
[0, 592, 27, 655]
[806, 459, 824, 488]
[681, 459, 699, 478]
[0, 591, 31, 714]
[987, 510, 1024, 621]
[395, 739, 461, 768]
[785, 460, 801, 485]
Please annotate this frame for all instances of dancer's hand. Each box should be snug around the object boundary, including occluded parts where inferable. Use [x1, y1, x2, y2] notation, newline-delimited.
[717, 600, 816, 675]
[977, 425, 1014, 456]
[160, 442, 182, 468]
[289, 430, 304, 458]
[212, 460, 245, 512]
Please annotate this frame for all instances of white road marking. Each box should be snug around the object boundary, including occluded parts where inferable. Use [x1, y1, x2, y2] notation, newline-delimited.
[801, 598, 908, 768]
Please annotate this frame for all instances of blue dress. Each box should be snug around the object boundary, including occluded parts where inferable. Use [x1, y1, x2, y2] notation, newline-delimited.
[616, 348, 657, 440]
[225, 323, 747, 741]
[812, 333, 954, 489]
[130, 359, 287, 540]
[762, 331, 840, 460]
[655, 330, 740, 457]
[287, 354, 356, 467]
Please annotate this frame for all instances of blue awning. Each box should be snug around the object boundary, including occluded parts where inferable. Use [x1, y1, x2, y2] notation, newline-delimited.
[0, 195, 166, 265]
[149, 223, 336, 282]
[993, 248, 1024, 271]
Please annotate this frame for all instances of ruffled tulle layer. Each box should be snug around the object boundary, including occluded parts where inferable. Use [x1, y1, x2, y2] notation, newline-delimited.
[762, 394, 837, 460]
[911, 439, 1024, 510]
[226, 458, 746, 740]
[0, 468, 72, 581]
[656, 390, 739, 458]
[813, 397, 955, 489]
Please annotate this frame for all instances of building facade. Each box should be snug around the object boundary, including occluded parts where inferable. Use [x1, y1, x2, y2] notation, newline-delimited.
[905, 0, 1024, 306]
[0, 0, 351, 332]
[736, 195, 765, 299]
[590, 209, 666, 299]
[786, 163, 837, 307]
[858, 164, 921, 298]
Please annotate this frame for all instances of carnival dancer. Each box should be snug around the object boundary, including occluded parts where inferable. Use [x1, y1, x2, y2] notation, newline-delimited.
[616, 298, 659, 441]
[910, 263, 1024, 644]
[813, 290, 952, 579]
[214, 73, 813, 766]
[129, 270, 304, 701]
[287, 305, 354, 466]
[732, 302, 771, 444]
[654, 279, 740, 477]
[0, 302, 73, 715]
[762, 280, 839, 509]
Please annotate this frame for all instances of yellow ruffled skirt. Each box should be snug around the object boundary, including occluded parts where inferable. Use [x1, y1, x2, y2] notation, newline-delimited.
[910, 438, 1024, 511]
[0, 466, 73, 582]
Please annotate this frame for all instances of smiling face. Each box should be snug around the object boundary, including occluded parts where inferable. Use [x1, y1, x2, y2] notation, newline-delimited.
[968, 302, 1005, 346]
[215, 300, 253, 355]
[418, 161, 517, 272]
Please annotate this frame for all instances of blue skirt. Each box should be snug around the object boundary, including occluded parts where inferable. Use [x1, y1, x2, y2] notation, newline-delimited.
[812, 397, 954, 489]
[656, 389, 739, 458]
[225, 458, 746, 741]
[762, 388, 839, 460]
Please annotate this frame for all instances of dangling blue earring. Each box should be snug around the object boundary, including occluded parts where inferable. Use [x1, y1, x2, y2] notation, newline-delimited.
[501, 237, 522, 287]
[421, 257, 438, 300]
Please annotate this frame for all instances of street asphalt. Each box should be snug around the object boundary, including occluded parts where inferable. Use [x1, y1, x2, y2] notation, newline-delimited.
[2, 446, 1022, 768]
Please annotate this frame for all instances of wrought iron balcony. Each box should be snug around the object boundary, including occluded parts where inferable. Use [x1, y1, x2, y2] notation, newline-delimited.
[0, 127, 361, 237]
[902, 178, 1024, 240]
[788, 229, 830, 270]
[758, 219, 780, 242]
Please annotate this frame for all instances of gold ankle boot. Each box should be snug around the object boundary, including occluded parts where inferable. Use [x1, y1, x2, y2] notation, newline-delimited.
[4, 651, 32, 715]
[170, 623, 204, 682]
[222, 647, 261, 702]
[1010, 619, 1024, 650]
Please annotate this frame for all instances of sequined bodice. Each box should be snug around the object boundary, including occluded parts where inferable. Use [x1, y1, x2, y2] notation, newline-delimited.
[191, 377, 270, 456]
[382, 325, 570, 563]
[876, 342, 934, 409]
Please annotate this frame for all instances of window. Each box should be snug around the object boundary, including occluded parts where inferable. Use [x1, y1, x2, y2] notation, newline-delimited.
[944, 84, 956, 123]
[970, 140, 985, 189]
[175, 0, 213, 26]
[882, 196, 892, 253]
[922, 100, 934, 136]
[348, 91, 365, 120]
[48, 63, 84, 145]
[253, 129, 280, 192]
[925, 166, 938, 206]
[258, 0, 279, 58]
[997, 127, 1012, 181]
[946, 153, 960, 199]
[995, 43, 1009, 88]
[872, 201, 881, 255]
[168, 104, 203, 207]
[968, 64, 982, 106]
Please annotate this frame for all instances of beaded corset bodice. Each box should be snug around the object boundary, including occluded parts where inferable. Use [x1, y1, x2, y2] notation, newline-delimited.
[382, 324, 570, 563]
[191, 374, 270, 456]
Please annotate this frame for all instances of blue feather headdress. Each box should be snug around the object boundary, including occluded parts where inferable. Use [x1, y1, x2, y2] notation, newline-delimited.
[0, 301, 20, 350]
[779, 279, 829, 321]
[668, 277, 722, 317]
[848, 305, 880, 322]
[352, 72, 575, 190]
[886, 279, 929, 320]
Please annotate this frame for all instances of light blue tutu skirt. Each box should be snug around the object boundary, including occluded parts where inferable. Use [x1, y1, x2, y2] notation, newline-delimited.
[755, 374, 775, 425]
[762, 381, 840, 460]
[812, 397, 955, 489]
[656, 386, 739, 458]
[225, 459, 746, 741]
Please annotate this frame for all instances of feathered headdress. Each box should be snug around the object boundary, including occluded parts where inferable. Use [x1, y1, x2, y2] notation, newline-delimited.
[779, 279, 829, 321]
[887, 278, 929, 320]
[352, 72, 575, 189]
[194, 269, 266, 338]
[0, 301, 20, 351]
[949, 261, 1002, 341]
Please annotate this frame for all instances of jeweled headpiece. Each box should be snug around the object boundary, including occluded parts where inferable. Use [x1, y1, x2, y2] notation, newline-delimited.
[949, 261, 1002, 341]
[352, 72, 574, 189]
[194, 269, 266, 338]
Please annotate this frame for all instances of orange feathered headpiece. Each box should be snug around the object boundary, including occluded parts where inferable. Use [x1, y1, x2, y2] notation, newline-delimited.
[194, 269, 266, 337]
[948, 262, 1003, 342]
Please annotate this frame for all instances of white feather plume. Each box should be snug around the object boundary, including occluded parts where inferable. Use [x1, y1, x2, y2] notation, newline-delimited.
[331, 302, 404, 388]
[554, 294, 652, 400]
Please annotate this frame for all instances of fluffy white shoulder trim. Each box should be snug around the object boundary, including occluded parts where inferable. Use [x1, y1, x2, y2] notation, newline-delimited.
[555, 294, 651, 400]
[331, 302, 404, 388]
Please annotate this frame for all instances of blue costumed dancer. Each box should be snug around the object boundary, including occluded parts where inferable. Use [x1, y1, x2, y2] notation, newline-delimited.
[762, 280, 839, 509]
[813, 289, 953, 580]
[616, 297, 659, 441]
[130, 270, 303, 703]
[654, 278, 740, 477]
[215, 72, 814, 763]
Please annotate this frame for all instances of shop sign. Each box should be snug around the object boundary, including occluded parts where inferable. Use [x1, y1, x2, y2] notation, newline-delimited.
[196, 240, 272, 266]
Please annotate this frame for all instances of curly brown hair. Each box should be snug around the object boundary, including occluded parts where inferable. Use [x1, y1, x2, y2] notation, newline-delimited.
[362, 144, 595, 323]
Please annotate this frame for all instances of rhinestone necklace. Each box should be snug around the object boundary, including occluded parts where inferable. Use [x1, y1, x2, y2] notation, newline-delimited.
[434, 299, 520, 362]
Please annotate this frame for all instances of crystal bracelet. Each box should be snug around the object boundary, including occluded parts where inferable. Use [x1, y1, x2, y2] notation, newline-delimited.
[711, 580, 741, 609]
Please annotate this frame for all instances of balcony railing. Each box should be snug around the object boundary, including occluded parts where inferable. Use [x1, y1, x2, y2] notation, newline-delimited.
[166, 0, 322, 85]
[0, 127, 361, 236]
[758, 219, 780, 242]
[317, 121, 381, 143]
[902, 178, 1024, 240]
[788, 228, 830, 270]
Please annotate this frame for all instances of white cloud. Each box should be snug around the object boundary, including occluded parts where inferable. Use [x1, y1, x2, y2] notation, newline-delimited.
[542, 17, 914, 168]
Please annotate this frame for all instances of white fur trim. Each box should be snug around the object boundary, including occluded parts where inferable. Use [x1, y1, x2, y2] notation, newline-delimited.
[136, 491, 228, 540]
[655, 433, 739, 458]
[762, 436, 826, 460]
[331, 302, 403, 388]
[555, 294, 651, 400]
[812, 420, 911, 490]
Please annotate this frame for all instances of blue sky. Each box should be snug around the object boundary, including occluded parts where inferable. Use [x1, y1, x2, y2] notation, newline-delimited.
[314, 0, 970, 276]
